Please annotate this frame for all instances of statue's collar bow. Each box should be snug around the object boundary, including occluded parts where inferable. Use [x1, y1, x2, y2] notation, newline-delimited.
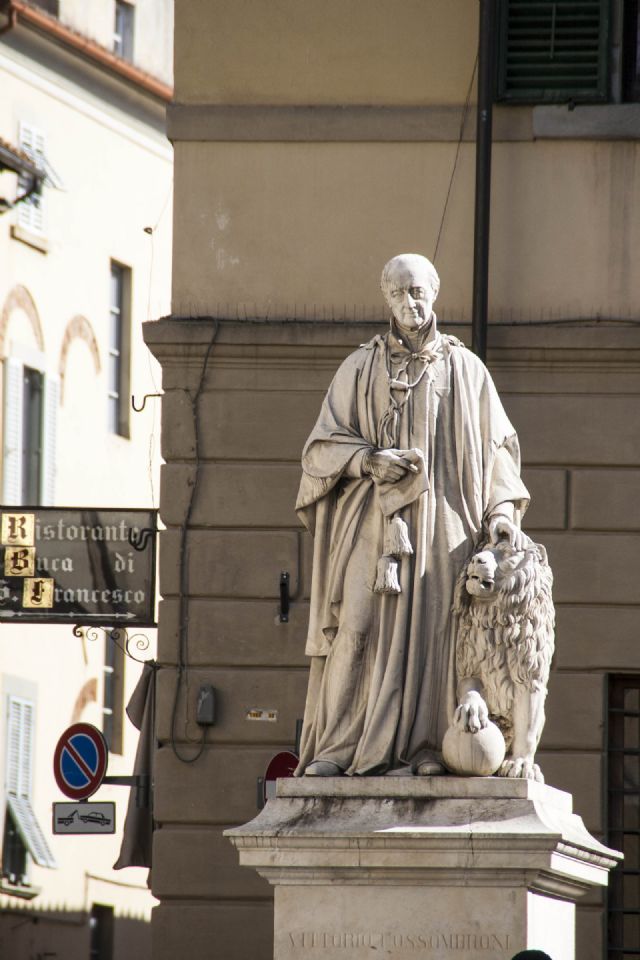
[389, 327, 443, 366]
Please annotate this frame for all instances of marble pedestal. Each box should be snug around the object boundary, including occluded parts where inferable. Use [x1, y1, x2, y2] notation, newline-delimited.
[226, 777, 621, 960]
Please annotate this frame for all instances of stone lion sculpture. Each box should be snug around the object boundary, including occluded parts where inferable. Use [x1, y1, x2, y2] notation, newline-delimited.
[450, 538, 555, 782]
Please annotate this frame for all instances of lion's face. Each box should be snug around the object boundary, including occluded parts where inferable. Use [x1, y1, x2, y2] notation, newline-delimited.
[465, 541, 539, 600]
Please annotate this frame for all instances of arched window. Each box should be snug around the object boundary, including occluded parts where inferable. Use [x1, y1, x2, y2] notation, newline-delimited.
[1, 288, 58, 506]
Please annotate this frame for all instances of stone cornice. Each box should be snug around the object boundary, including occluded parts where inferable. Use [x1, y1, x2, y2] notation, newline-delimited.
[226, 777, 621, 898]
[167, 103, 640, 144]
[144, 316, 640, 373]
[167, 102, 533, 143]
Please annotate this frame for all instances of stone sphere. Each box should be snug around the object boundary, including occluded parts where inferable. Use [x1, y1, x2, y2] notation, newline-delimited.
[442, 721, 506, 777]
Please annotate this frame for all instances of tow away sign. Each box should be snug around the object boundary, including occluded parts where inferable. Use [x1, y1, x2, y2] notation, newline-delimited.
[53, 802, 115, 835]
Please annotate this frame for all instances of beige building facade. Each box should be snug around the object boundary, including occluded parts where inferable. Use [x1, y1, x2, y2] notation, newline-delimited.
[0, 1, 173, 958]
[149, 2, 640, 958]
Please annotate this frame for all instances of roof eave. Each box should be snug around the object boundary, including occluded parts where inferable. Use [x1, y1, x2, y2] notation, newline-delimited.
[0, 0, 173, 103]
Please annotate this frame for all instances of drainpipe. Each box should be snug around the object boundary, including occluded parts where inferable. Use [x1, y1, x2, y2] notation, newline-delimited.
[471, 0, 496, 364]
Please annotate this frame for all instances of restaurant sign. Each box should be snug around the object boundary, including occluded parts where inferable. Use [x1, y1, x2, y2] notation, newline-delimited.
[0, 508, 157, 625]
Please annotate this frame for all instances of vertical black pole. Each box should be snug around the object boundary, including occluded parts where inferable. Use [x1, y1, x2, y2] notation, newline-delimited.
[472, 0, 496, 363]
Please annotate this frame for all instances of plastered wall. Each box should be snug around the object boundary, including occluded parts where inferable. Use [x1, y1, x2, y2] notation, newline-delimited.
[174, 0, 477, 106]
[172, 139, 640, 323]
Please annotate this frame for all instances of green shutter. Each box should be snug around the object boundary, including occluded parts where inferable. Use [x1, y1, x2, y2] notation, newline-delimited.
[497, 0, 610, 103]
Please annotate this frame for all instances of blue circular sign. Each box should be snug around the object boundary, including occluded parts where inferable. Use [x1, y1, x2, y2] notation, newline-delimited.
[53, 723, 108, 800]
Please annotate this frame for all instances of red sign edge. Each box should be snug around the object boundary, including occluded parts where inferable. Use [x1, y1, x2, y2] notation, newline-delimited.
[53, 723, 109, 801]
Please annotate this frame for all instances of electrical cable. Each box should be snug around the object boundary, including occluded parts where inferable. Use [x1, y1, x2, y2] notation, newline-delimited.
[143, 181, 173, 508]
[433, 54, 478, 265]
[170, 320, 220, 762]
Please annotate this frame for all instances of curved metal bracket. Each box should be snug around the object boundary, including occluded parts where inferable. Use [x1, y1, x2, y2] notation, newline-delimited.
[73, 625, 153, 664]
[131, 393, 162, 413]
[128, 527, 155, 552]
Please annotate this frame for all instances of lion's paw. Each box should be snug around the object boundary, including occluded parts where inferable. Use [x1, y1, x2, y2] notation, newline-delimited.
[498, 757, 544, 782]
[453, 693, 489, 733]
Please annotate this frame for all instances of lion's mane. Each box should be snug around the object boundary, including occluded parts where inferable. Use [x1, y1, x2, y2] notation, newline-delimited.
[452, 542, 555, 745]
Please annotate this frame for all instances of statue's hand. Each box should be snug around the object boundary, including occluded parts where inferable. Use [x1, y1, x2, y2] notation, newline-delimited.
[364, 448, 421, 484]
[488, 515, 528, 551]
[453, 690, 489, 733]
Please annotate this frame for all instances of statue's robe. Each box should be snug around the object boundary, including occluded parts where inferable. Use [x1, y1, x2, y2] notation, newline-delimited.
[295, 329, 529, 775]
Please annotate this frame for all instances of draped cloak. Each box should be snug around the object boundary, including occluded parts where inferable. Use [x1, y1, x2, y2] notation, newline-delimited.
[295, 330, 530, 776]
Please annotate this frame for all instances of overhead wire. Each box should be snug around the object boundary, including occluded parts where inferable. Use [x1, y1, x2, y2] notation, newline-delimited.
[432, 54, 478, 265]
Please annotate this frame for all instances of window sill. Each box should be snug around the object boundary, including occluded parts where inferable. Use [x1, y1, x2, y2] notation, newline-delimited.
[533, 103, 640, 140]
[10, 224, 50, 254]
[0, 877, 41, 900]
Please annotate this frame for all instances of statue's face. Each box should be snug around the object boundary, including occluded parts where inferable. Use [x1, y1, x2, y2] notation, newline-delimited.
[383, 261, 437, 336]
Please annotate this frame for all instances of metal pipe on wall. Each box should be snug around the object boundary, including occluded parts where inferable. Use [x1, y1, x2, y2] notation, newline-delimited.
[472, 0, 496, 363]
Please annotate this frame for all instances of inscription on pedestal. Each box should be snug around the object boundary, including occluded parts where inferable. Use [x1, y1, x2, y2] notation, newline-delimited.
[286, 931, 512, 952]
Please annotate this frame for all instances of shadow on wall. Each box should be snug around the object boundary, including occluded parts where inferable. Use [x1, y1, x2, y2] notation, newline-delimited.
[0, 904, 151, 960]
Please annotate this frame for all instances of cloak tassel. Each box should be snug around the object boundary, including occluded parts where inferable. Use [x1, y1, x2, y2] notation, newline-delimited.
[384, 516, 413, 557]
[373, 556, 401, 594]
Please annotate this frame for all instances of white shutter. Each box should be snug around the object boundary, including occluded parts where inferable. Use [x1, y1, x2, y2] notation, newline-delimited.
[6, 698, 22, 796]
[7, 795, 57, 868]
[17, 123, 45, 234]
[17, 124, 33, 231]
[3, 357, 23, 505]
[6, 696, 33, 798]
[40, 374, 59, 505]
[19, 700, 33, 799]
[5, 696, 57, 869]
[30, 130, 45, 234]
[19, 124, 34, 154]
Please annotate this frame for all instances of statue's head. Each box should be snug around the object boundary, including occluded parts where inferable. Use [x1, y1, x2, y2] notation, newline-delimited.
[381, 254, 440, 337]
[464, 539, 549, 601]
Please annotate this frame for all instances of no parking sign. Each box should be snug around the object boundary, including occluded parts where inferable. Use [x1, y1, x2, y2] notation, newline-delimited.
[53, 723, 108, 801]
[262, 750, 298, 804]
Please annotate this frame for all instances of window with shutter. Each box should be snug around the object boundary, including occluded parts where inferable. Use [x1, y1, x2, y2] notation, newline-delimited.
[497, 0, 610, 103]
[113, 1, 135, 62]
[3, 358, 24, 506]
[2, 695, 57, 882]
[108, 261, 131, 439]
[608, 676, 640, 958]
[22, 367, 44, 505]
[6, 697, 32, 798]
[30, 0, 59, 14]
[40, 374, 59, 506]
[103, 634, 125, 755]
[2, 357, 58, 507]
[622, 0, 640, 100]
[17, 123, 46, 235]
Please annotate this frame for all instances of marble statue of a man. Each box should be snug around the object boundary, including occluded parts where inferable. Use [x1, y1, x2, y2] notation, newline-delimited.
[295, 253, 530, 777]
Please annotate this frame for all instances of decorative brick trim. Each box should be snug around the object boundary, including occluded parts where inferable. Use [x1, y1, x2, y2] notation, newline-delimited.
[59, 314, 101, 402]
[71, 677, 98, 723]
[0, 283, 45, 355]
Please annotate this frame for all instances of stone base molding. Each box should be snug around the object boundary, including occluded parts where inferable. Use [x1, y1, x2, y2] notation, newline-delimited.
[227, 777, 621, 960]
